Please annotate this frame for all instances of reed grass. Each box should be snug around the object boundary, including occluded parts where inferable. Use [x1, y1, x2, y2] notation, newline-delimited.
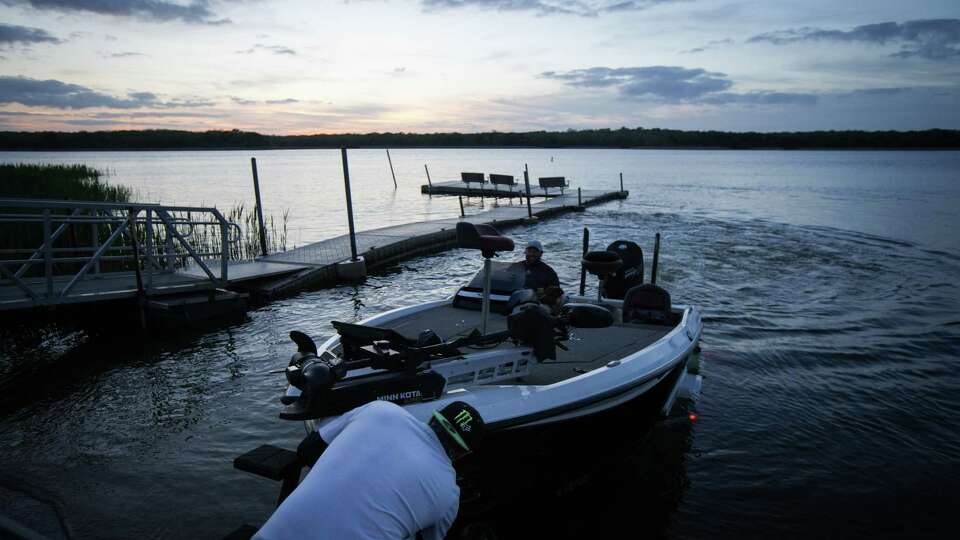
[0, 163, 132, 202]
[1, 164, 290, 283]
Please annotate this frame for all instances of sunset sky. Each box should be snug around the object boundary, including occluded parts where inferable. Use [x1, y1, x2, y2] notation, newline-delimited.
[1, 0, 958, 133]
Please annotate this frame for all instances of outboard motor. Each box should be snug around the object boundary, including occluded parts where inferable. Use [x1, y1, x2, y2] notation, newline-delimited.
[602, 240, 644, 299]
[507, 303, 557, 361]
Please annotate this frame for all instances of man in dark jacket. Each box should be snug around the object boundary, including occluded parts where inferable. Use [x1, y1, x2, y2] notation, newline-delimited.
[522, 240, 559, 290]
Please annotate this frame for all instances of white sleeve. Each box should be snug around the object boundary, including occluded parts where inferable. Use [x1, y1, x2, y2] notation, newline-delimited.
[315, 401, 370, 443]
[418, 498, 459, 540]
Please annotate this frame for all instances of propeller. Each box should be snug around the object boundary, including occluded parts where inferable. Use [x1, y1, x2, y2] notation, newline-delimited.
[290, 330, 318, 355]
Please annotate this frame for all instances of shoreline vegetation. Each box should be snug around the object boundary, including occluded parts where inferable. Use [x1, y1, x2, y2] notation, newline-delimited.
[0, 127, 958, 151]
[0, 163, 287, 263]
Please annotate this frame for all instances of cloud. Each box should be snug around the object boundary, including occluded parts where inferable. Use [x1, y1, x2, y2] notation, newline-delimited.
[421, 0, 677, 17]
[747, 19, 960, 60]
[235, 44, 297, 55]
[542, 65, 819, 105]
[230, 96, 300, 105]
[0, 23, 62, 46]
[0, 75, 213, 109]
[681, 38, 733, 54]
[0, 0, 230, 25]
[102, 51, 146, 58]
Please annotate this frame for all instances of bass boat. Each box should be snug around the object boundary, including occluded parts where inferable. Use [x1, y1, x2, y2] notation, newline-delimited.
[275, 223, 703, 465]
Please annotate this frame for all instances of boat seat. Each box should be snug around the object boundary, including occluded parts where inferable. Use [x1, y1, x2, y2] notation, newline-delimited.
[456, 222, 515, 258]
[582, 250, 622, 277]
[622, 284, 673, 325]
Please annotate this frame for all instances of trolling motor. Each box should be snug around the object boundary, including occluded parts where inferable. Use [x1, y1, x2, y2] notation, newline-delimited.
[455, 222, 514, 335]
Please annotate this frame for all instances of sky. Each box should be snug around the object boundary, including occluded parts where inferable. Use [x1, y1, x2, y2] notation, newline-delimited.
[0, 0, 958, 133]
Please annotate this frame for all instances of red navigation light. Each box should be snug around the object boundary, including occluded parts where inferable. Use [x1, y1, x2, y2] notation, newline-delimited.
[688, 413, 698, 422]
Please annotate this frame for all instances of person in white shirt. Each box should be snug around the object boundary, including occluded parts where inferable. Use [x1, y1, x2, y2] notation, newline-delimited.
[254, 400, 485, 540]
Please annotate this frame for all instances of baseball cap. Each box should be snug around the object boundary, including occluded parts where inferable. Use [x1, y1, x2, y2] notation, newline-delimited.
[526, 240, 544, 253]
[432, 401, 485, 452]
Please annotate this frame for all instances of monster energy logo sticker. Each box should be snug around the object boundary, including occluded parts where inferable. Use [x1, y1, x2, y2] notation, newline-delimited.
[454, 410, 473, 431]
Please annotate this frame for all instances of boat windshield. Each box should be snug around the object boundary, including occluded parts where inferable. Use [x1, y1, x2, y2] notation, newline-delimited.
[464, 260, 526, 291]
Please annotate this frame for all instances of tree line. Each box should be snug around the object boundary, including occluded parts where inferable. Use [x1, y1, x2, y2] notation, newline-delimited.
[1, 127, 958, 150]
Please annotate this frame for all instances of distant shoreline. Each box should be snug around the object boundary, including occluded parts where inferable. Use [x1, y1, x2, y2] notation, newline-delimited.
[1, 146, 958, 152]
[1, 127, 957, 151]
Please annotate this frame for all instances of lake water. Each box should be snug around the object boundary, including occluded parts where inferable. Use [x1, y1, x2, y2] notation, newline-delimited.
[1, 149, 958, 539]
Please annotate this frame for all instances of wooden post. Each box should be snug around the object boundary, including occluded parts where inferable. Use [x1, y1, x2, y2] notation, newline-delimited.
[458, 196, 465, 218]
[620, 172, 624, 193]
[386, 149, 398, 189]
[578, 187, 582, 207]
[579, 227, 589, 296]
[424, 164, 433, 196]
[523, 164, 533, 219]
[341, 148, 359, 261]
[251, 157, 268, 256]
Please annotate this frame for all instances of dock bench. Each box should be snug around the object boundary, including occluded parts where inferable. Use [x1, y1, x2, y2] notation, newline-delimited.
[538, 176, 568, 195]
[461, 172, 485, 185]
[489, 174, 517, 197]
[461, 172, 486, 198]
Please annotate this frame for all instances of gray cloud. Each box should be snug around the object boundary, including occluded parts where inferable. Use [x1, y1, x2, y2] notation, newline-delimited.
[230, 96, 300, 106]
[421, 0, 676, 17]
[0, 76, 213, 109]
[748, 19, 960, 60]
[544, 66, 731, 97]
[236, 44, 297, 55]
[0, 23, 61, 46]
[542, 65, 819, 105]
[681, 38, 732, 54]
[103, 51, 146, 58]
[0, 0, 230, 25]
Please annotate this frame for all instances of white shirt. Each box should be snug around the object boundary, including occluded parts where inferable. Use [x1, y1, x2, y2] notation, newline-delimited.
[254, 401, 460, 540]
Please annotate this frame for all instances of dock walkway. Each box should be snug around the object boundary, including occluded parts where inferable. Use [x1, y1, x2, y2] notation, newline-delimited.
[241, 187, 627, 298]
[1, 187, 626, 313]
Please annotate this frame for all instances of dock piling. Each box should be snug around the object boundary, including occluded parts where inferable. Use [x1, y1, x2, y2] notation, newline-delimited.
[251, 157, 268, 257]
[458, 196, 465, 218]
[523, 164, 533, 219]
[578, 187, 582, 207]
[620, 172, 624, 193]
[651, 232, 661, 285]
[386, 149, 397, 189]
[128, 209, 147, 330]
[341, 148, 359, 261]
[424, 164, 433, 197]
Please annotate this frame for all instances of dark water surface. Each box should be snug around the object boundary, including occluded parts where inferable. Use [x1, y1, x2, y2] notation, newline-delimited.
[1, 150, 959, 539]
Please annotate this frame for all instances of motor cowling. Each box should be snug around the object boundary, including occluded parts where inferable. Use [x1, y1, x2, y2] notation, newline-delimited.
[507, 303, 557, 361]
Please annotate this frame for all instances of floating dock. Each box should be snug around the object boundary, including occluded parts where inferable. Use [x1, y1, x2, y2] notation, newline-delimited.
[242, 186, 628, 299]
[0, 186, 627, 322]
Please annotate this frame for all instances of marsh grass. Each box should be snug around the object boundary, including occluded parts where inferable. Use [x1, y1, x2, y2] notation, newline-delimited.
[0, 163, 132, 202]
[1, 164, 289, 281]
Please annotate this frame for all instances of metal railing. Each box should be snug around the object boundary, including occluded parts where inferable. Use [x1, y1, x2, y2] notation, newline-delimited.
[0, 198, 240, 307]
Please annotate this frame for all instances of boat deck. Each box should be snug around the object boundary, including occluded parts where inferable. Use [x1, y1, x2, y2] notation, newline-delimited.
[379, 303, 671, 386]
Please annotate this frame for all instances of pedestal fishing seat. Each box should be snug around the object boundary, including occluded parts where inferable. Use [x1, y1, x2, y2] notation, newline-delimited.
[622, 284, 673, 325]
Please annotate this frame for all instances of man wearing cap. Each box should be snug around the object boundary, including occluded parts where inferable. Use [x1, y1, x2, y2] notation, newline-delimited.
[522, 240, 560, 291]
[253, 400, 485, 540]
